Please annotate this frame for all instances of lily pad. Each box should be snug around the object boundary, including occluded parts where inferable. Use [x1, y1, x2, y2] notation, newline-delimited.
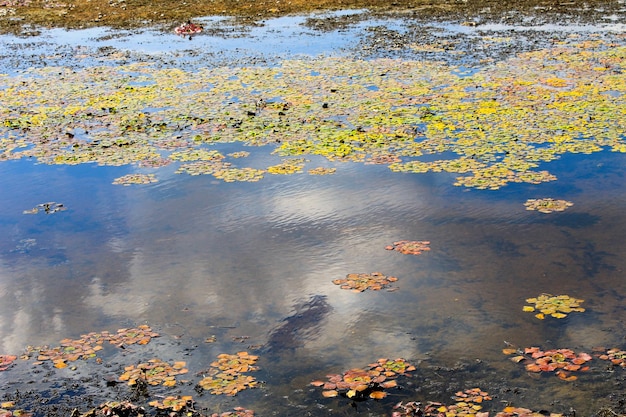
[23, 325, 159, 367]
[524, 198, 573, 213]
[395, 390, 492, 417]
[312, 358, 414, 401]
[503, 344, 592, 380]
[332, 272, 398, 292]
[112, 173, 157, 186]
[197, 351, 259, 396]
[523, 293, 585, 319]
[148, 395, 194, 412]
[119, 358, 188, 386]
[0, 355, 17, 371]
[210, 407, 256, 417]
[594, 347, 626, 368]
[385, 240, 431, 255]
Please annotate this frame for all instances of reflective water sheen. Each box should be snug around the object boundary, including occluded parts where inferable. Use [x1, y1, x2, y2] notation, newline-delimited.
[1, 149, 625, 414]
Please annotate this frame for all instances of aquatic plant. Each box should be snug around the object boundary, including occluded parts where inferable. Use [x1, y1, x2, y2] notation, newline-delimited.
[594, 347, 626, 369]
[212, 167, 265, 182]
[197, 352, 259, 396]
[119, 359, 188, 386]
[176, 160, 232, 176]
[1, 39, 624, 189]
[0, 355, 17, 371]
[267, 158, 306, 174]
[112, 173, 158, 185]
[210, 407, 255, 417]
[148, 395, 194, 412]
[332, 272, 398, 292]
[22, 325, 159, 368]
[308, 167, 336, 175]
[503, 345, 592, 381]
[523, 198, 573, 213]
[311, 358, 414, 400]
[523, 294, 585, 319]
[391, 388, 491, 417]
[385, 240, 431, 255]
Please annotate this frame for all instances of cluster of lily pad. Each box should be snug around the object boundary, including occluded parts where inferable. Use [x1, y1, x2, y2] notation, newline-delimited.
[197, 351, 259, 396]
[210, 407, 255, 417]
[112, 173, 158, 186]
[267, 158, 306, 174]
[0, 39, 623, 188]
[212, 167, 265, 183]
[148, 395, 194, 412]
[503, 346, 592, 381]
[593, 347, 626, 369]
[22, 202, 67, 214]
[22, 325, 159, 368]
[311, 358, 415, 400]
[119, 359, 188, 386]
[308, 167, 336, 175]
[522, 294, 585, 319]
[332, 272, 398, 292]
[0, 355, 17, 371]
[392, 390, 492, 417]
[385, 240, 431, 255]
[523, 198, 574, 213]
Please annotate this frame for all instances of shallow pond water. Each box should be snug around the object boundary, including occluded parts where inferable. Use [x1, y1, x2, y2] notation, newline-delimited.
[0, 9, 625, 417]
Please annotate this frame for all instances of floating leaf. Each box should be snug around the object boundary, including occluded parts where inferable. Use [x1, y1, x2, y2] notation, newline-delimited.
[0, 355, 17, 372]
[523, 293, 585, 319]
[308, 167, 336, 175]
[112, 173, 157, 186]
[332, 272, 399, 292]
[524, 198, 573, 213]
[369, 390, 387, 399]
[119, 358, 188, 386]
[385, 240, 431, 255]
[594, 348, 626, 368]
[149, 395, 194, 412]
[267, 158, 306, 174]
[23, 325, 158, 369]
[197, 351, 259, 396]
[312, 358, 413, 401]
[504, 343, 592, 380]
